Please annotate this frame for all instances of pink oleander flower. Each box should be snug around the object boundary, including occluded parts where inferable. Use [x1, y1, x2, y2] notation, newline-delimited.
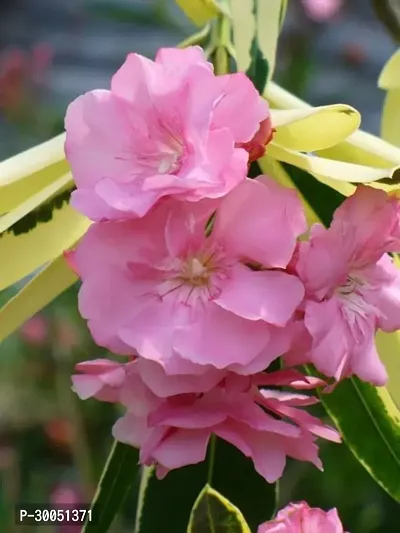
[295, 186, 400, 385]
[64, 46, 268, 221]
[71, 177, 306, 374]
[258, 501, 346, 532]
[72, 359, 339, 481]
[301, 0, 343, 22]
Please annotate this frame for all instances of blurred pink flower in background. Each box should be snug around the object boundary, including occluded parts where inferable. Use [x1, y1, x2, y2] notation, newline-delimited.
[51, 483, 82, 533]
[0, 42, 52, 113]
[31, 42, 53, 84]
[56, 320, 81, 350]
[51, 483, 81, 505]
[45, 418, 73, 450]
[20, 314, 48, 346]
[301, 0, 343, 22]
[258, 501, 346, 532]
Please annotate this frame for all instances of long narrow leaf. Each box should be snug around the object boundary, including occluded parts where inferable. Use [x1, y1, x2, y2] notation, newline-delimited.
[231, 0, 284, 83]
[0, 254, 78, 343]
[0, 204, 89, 291]
[82, 442, 141, 533]
[314, 376, 400, 503]
[0, 174, 72, 234]
[0, 134, 67, 213]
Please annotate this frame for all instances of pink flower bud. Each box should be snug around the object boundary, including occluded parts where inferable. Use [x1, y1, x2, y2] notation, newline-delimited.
[237, 116, 275, 163]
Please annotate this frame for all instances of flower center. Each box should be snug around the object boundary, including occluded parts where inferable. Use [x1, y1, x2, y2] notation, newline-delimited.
[157, 140, 183, 174]
[179, 257, 210, 287]
[335, 273, 377, 321]
[337, 275, 361, 296]
[139, 133, 184, 176]
[156, 246, 231, 306]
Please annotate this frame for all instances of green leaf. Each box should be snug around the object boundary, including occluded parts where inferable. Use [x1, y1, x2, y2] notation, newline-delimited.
[372, 0, 400, 43]
[280, 163, 344, 226]
[187, 485, 251, 533]
[135, 439, 276, 533]
[82, 441, 141, 533]
[246, 29, 269, 93]
[176, 0, 223, 27]
[211, 439, 278, 530]
[245, 1, 269, 93]
[311, 373, 400, 503]
[1, 186, 74, 237]
[279, 0, 288, 28]
[281, 162, 400, 504]
[231, 0, 284, 84]
[134, 462, 211, 533]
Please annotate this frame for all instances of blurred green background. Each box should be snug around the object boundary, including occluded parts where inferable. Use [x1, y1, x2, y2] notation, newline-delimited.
[0, 1, 399, 531]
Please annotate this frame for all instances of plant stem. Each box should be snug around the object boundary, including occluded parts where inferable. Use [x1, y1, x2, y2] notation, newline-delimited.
[207, 435, 217, 484]
[51, 317, 94, 501]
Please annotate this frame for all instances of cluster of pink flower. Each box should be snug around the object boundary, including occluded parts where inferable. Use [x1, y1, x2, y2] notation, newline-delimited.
[64, 46, 400, 482]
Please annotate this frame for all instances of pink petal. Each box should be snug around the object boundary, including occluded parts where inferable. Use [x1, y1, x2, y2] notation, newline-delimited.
[254, 369, 324, 389]
[71, 189, 124, 221]
[71, 375, 105, 400]
[350, 321, 388, 386]
[164, 198, 219, 257]
[149, 403, 227, 429]
[304, 298, 349, 379]
[215, 263, 304, 326]
[245, 431, 288, 483]
[137, 358, 221, 397]
[212, 72, 269, 142]
[296, 229, 349, 299]
[273, 403, 341, 442]
[365, 255, 400, 332]
[119, 372, 161, 416]
[260, 389, 319, 407]
[94, 178, 163, 219]
[119, 298, 196, 368]
[331, 186, 400, 264]
[112, 413, 148, 449]
[74, 359, 123, 374]
[155, 46, 212, 72]
[232, 323, 294, 375]
[213, 177, 306, 268]
[283, 433, 323, 471]
[111, 52, 155, 105]
[65, 90, 133, 189]
[303, 507, 344, 533]
[151, 428, 211, 470]
[216, 422, 287, 483]
[174, 302, 271, 369]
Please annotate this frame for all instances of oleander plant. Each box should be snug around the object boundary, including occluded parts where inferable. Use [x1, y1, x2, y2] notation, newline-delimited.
[2, 1, 400, 532]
